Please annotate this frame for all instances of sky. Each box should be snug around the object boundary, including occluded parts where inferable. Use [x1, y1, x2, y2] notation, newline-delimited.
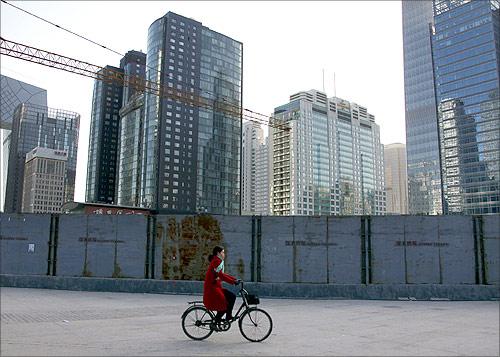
[0, 1, 405, 202]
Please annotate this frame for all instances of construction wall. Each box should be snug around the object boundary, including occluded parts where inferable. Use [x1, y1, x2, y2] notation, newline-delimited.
[1, 213, 499, 286]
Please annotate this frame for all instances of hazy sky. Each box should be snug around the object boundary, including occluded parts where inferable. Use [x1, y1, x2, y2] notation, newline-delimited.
[1, 1, 405, 202]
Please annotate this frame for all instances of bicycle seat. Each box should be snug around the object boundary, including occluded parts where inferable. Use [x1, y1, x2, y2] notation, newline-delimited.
[187, 301, 204, 305]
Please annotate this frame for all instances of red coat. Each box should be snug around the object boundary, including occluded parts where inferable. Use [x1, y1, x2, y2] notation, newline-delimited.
[203, 256, 237, 311]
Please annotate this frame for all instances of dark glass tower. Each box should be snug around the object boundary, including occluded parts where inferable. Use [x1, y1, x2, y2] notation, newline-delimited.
[402, 0, 443, 215]
[432, 0, 500, 214]
[86, 65, 124, 204]
[141, 12, 243, 214]
[86, 51, 146, 205]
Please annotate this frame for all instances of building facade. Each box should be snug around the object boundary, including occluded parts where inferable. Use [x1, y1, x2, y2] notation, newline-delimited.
[384, 143, 409, 214]
[270, 90, 385, 216]
[141, 12, 243, 214]
[85, 65, 124, 204]
[0, 75, 47, 212]
[115, 51, 147, 207]
[116, 93, 145, 207]
[402, 0, 443, 215]
[432, 0, 500, 214]
[86, 50, 147, 205]
[4, 103, 79, 213]
[254, 135, 270, 215]
[22, 147, 68, 213]
[241, 122, 269, 215]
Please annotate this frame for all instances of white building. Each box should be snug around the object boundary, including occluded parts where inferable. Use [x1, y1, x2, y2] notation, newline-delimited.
[270, 90, 385, 216]
[384, 143, 408, 214]
[241, 122, 270, 215]
[22, 147, 68, 213]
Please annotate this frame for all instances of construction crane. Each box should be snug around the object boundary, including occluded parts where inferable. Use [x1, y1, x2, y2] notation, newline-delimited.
[0, 37, 290, 131]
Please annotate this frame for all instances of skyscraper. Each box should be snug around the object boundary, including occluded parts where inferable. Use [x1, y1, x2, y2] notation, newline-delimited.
[86, 50, 147, 205]
[141, 12, 243, 214]
[4, 103, 79, 213]
[116, 93, 145, 207]
[384, 143, 409, 214]
[255, 135, 270, 215]
[22, 147, 68, 213]
[270, 90, 385, 216]
[241, 122, 269, 215]
[116, 51, 147, 207]
[86, 65, 124, 204]
[402, 0, 443, 215]
[432, 0, 500, 214]
[0, 75, 47, 212]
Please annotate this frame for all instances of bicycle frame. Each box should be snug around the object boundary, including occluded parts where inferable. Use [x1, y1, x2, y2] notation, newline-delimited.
[183, 281, 255, 323]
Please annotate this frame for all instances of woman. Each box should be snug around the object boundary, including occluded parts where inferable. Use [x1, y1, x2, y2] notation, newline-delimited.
[203, 245, 240, 324]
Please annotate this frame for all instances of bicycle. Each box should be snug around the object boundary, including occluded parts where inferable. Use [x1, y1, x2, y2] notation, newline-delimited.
[181, 280, 273, 342]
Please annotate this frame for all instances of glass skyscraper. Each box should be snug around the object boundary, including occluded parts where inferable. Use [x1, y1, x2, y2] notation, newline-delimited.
[4, 103, 80, 213]
[142, 12, 242, 214]
[270, 90, 385, 216]
[86, 65, 124, 204]
[432, 0, 500, 214]
[402, 0, 443, 215]
[86, 50, 146, 205]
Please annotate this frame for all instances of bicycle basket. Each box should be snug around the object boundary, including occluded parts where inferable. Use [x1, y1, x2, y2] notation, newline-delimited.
[246, 293, 260, 305]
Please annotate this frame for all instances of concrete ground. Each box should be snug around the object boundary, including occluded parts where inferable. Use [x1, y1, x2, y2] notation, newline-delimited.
[0, 287, 498, 356]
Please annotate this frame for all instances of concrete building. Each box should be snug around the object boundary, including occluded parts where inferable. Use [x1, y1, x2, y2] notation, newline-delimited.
[0, 75, 47, 212]
[86, 50, 147, 205]
[384, 143, 408, 214]
[22, 147, 68, 213]
[402, 0, 442, 215]
[255, 135, 270, 215]
[4, 103, 79, 213]
[242, 122, 269, 215]
[141, 12, 243, 214]
[432, 0, 500, 214]
[270, 90, 385, 216]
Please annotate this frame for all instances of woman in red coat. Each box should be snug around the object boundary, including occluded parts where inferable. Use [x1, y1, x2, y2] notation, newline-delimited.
[203, 245, 239, 323]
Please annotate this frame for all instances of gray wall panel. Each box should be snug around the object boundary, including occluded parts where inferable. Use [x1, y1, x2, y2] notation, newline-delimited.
[86, 215, 116, 277]
[57, 215, 88, 276]
[483, 216, 500, 284]
[293, 216, 327, 283]
[371, 216, 406, 284]
[217, 216, 252, 281]
[328, 217, 362, 284]
[439, 216, 475, 284]
[405, 216, 441, 284]
[0, 214, 51, 275]
[114, 215, 148, 278]
[260, 216, 294, 283]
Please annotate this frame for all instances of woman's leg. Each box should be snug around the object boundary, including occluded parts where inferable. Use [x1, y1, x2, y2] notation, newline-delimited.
[222, 289, 236, 320]
[214, 310, 225, 322]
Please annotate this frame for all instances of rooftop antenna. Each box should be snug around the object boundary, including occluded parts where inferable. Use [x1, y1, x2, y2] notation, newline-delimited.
[333, 72, 337, 98]
[322, 68, 325, 92]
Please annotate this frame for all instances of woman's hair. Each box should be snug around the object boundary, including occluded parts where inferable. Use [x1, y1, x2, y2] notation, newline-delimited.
[208, 245, 224, 262]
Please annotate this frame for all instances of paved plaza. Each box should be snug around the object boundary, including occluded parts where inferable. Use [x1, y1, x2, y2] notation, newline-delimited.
[1, 287, 498, 356]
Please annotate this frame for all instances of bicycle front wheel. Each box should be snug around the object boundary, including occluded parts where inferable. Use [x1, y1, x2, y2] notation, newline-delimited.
[182, 306, 214, 340]
[238, 307, 273, 342]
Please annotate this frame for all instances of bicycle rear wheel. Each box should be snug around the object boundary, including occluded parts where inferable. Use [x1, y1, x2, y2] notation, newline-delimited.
[181, 306, 214, 340]
[238, 307, 273, 342]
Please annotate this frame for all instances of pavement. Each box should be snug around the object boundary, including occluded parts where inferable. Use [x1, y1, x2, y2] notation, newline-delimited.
[0, 287, 498, 356]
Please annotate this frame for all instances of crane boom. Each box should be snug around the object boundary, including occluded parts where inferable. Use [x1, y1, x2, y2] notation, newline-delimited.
[0, 37, 289, 131]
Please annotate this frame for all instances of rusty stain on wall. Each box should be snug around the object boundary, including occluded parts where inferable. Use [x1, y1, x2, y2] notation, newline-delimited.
[162, 215, 224, 280]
